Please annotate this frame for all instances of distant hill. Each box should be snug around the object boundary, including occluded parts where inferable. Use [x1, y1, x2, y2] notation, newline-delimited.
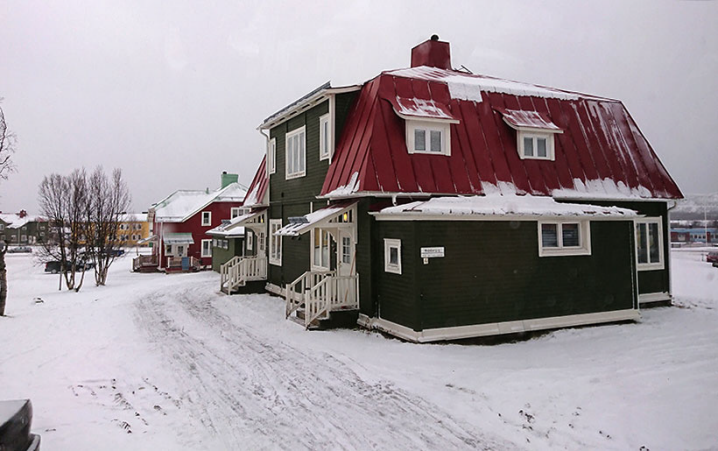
[672, 193, 718, 221]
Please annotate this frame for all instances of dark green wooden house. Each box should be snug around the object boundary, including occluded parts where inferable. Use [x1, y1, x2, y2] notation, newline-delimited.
[224, 37, 682, 342]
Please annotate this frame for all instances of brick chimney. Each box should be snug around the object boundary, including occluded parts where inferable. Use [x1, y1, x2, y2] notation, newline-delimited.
[18, 210, 27, 218]
[411, 35, 451, 70]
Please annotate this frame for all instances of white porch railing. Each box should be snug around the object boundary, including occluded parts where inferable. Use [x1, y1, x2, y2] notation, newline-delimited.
[285, 271, 359, 328]
[220, 255, 267, 294]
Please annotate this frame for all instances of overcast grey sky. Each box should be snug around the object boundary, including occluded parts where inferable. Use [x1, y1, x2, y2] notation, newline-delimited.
[1, 0, 716, 214]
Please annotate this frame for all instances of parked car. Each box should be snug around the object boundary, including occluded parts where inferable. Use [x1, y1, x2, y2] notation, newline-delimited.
[44, 259, 95, 274]
[6, 246, 32, 253]
[0, 399, 41, 450]
[109, 248, 125, 257]
[707, 252, 718, 264]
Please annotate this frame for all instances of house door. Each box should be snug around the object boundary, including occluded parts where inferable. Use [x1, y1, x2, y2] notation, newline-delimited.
[176, 245, 185, 257]
[337, 229, 355, 277]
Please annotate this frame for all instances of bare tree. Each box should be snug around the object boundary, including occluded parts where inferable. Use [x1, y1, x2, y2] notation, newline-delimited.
[84, 167, 131, 285]
[0, 241, 7, 316]
[0, 101, 15, 315]
[0, 101, 16, 180]
[38, 170, 90, 291]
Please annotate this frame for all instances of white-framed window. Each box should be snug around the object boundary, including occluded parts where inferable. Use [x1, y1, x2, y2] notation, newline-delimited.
[319, 114, 331, 161]
[285, 126, 306, 179]
[223, 239, 229, 250]
[311, 228, 331, 270]
[21, 235, 27, 242]
[165, 244, 173, 256]
[384, 239, 402, 274]
[269, 219, 282, 265]
[268, 137, 276, 175]
[202, 211, 212, 226]
[341, 236, 351, 265]
[0, 224, 4, 231]
[231, 207, 242, 219]
[258, 231, 266, 253]
[635, 218, 664, 270]
[246, 230, 253, 251]
[538, 221, 591, 257]
[201, 239, 212, 258]
[406, 120, 451, 156]
[519, 132, 555, 161]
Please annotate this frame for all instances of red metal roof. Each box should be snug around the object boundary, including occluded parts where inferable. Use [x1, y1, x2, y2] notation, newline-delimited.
[321, 67, 682, 200]
[243, 156, 269, 208]
[500, 109, 561, 132]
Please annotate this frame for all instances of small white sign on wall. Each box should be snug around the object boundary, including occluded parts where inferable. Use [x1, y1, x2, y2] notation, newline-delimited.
[421, 247, 445, 258]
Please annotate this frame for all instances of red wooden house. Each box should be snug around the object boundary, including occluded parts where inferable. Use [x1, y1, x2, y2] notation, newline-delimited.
[134, 173, 246, 272]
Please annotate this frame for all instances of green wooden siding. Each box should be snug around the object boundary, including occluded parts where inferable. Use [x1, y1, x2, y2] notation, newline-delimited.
[375, 220, 637, 332]
[568, 200, 670, 296]
[265, 92, 357, 288]
[334, 92, 356, 147]
[269, 101, 330, 205]
[374, 222, 420, 330]
[267, 203, 313, 287]
[356, 199, 376, 316]
[211, 238, 244, 272]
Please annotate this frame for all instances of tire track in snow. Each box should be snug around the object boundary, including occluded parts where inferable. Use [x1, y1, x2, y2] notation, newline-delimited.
[134, 282, 514, 450]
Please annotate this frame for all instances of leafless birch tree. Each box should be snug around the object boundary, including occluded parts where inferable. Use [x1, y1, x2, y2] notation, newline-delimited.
[0, 101, 16, 181]
[84, 167, 131, 285]
[0, 101, 15, 314]
[38, 170, 90, 291]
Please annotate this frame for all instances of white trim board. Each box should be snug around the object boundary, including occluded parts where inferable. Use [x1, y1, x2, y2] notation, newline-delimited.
[358, 309, 640, 343]
[372, 213, 639, 222]
[638, 292, 671, 305]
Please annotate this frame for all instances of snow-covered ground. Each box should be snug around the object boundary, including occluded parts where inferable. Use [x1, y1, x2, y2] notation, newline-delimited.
[1, 250, 717, 450]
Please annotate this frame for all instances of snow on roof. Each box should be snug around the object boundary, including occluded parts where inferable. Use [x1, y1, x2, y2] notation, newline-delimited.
[119, 213, 148, 222]
[501, 109, 561, 131]
[375, 194, 637, 219]
[152, 182, 247, 223]
[323, 172, 361, 199]
[207, 223, 245, 237]
[275, 202, 356, 236]
[322, 67, 682, 201]
[551, 178, 654, 200]
[385, 66, 589, 103]
[0, 214, 46, 228]
[242, 157, 269, 208]
[163, 233, 194, 245]
[392, 96, 457, 121]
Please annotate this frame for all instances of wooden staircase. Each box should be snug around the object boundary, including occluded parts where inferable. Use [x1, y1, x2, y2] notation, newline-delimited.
[220, 255, 267, 294]
[285, 271, 359, 329]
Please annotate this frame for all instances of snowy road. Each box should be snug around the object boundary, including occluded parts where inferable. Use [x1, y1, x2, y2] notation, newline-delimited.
[2, 250, 718, 450]
[134, 282, 509, 450]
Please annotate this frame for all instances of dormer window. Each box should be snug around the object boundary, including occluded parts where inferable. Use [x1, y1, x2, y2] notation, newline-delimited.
[407, 121, 451, 156]
[520, 132, 554, 160]
[500, 109, 562, 162]
[391, 96, 458, 158]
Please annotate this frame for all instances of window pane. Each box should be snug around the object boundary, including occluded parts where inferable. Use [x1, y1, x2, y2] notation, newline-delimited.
[524, 137, 534, 156]
[288, 137, 294, 174]
[430, 130, 442, 152]
[537, 138, 547, 157]
[415, 129, 426, 151]
[299, 133, 305, 172]
[649, 223, 660, 263]
[562, 223, 580, 247]
[389, 247, 399, 265]
[542, 224, 558, 248]
[636, 223, 648, 264]
[342, 237, 351, 264]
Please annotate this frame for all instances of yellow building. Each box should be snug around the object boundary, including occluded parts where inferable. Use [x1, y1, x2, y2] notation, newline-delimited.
[117, 213, 151, 246]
